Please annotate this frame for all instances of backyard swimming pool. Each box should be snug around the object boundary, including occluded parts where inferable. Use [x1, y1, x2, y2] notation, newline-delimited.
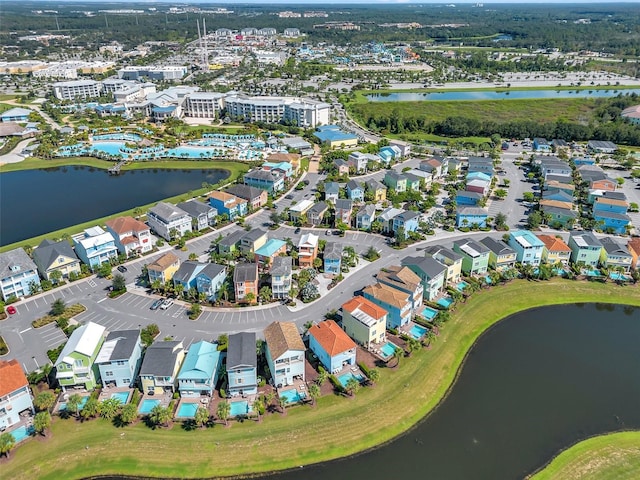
[59, 396, 89, 412]
[455, 281, 469, 292]
[110, 391, 129, 404]
[437, 296, 454, 309]
[230, 401, 251, 416]
[176, 402, 199, 418]
[338, 371, 365, 388]
[421, 306, 438, 320]
[279, 389, 306, 404]
[408, 324, 428, 340]
[380, 342, 400, 359]
[138, 399, 161, 415]
[11, 425, 35, 443]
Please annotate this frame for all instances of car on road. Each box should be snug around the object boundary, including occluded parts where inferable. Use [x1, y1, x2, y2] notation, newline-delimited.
[160, 299, 174, 310]
[117, 265, 128, 273]
[285, 194, 294, 199]
[6, 305, 16, 315]
[150, 298, 164, 310]
[295, 227, 301, 234]
[326, 230, 332, 235]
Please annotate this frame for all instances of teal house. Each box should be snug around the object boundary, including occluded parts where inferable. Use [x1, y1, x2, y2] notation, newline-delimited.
[177, 341, 221, 398]
[568, 232, 603, 267]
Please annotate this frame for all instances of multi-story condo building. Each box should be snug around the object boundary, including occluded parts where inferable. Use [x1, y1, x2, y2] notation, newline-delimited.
[117, 66, 188, 81]
[183, 92, 226, 118]
[52, 80, 102, 100]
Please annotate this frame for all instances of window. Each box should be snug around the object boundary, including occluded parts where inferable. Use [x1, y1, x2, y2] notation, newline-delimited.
[237, 378, 243, 384]
[105, 371, 113, 377]
[122, 379, 130, 384]
[74, 359, 84, 367]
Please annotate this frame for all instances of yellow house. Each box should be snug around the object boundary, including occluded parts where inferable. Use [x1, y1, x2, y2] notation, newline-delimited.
[341, 296, 388, 348]
[32, 239, 82, 281]
[139, 341, 185, 395]
[365, 179, 387, 202]
[537, 234, 572, 265]
[147, 252, 180, 285]
[425, 245, 463, 284]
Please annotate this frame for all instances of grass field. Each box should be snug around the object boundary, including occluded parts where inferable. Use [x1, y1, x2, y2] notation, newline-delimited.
[0, 158, 250, 253]
[530, 431, 640, 480]
[3, 280, 639, 480]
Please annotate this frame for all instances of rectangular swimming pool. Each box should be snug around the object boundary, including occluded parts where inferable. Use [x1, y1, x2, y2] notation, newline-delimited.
[380, 341, 399, 359]
[110, 391, 129, 404]
[337, 371, 365, 388]
[138, 399, 161, 415]
[408, 324, 428, 340]
[229, 401, 251, 417]
[176, 402, 199, 418]
[421, 306, 438, 320]
[11, 425, 34, 443]
[59, 396, 89, 412]
[456, 281, 469, 292]
[279, 389, 306, 404]
[437, 296, 454, 308]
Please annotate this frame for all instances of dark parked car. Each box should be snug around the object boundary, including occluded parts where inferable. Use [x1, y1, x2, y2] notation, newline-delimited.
[117, 265, 128, 273]
[150, 298, 164, 310]
[295, 227, 301, 234]
[285, 194, 294, 199]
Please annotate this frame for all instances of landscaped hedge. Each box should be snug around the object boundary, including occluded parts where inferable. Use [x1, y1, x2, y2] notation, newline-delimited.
[32, 304, 86, 328]
[357, 362, 372, 379]
[328, 374, 345, 394]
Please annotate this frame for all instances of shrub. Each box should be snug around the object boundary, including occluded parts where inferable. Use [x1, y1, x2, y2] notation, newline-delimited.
[328, 374, 345, 394]
[357, 362, 371, 378]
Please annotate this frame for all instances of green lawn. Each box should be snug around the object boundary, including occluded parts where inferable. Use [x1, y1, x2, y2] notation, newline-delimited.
[530, 431, 640, 480]
[3, 280, 640, 479]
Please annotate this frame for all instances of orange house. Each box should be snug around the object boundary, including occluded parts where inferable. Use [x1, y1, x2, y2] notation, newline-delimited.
[297, 232, 319, 268]
[628, 237, 640, 270]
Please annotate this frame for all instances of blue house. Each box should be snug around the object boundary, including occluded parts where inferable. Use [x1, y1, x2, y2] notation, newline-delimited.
[323, 242, 343, 275]
[172, 261, 227, 300]
[355, 204, 377, 230]
[243, 169, 285, 193]
[0, 107, 33, 123]
[177, 340, 221, 398]
[363, 282, 412, 329]
[466, 171, 492, 183]
[324, 181, 340, 202]
[533, 138, 552, 152]
[227, 332, 257, 397]
[96, 330, 143, 388]
[543, 189, 574, 203]
[456, 206, 489, 228]
[392, 210, 420, 234]
[508, 230, 545, 266]
[346, 180, 364, 202]
[308, 320, 357, 374]
[379, 145, 402, 164]
[573, 157, 596, 166]
[0, 247, 41, 301]
[208, 191, 248, 221]
[456, 190, 483, 206]
[594, 211, 631, 234]
[73, 226, 119, 271]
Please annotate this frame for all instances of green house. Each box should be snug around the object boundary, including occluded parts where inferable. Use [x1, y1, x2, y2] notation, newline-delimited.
[55, 322, 106, 391]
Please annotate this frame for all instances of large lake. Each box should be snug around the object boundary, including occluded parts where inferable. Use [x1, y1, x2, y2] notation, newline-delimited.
[366, 88, 640, 102]
[0, 166, 229, 246]
[99, 303, 640, 480]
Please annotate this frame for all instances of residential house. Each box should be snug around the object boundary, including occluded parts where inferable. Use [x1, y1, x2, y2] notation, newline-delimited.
[508, 230, 545, 266]
[323, 242, 343, 275]
[594, 211, 631, 235]
[539, 157, 572, 180]
[264, 321, 305, 388]
[456, 190, 483, 206]
[389, 139, 411, 157]
[334, 158, 350, 175]
[233, 263, 259, 303]
[308, 201, 329, 226]
[627, 238, 640, 270]
[243, 169, 285, 193]
[216, 230, 248, 255]
[545, 180, 575, 196]
[255, 238, 287, 268]
[539, 199, 574, 212]
[147, 202, 192, 241]
[139, 341, 185, 395]
[308, 320, 357, 374]
[0, 360, 34, 432]
[540, 204, 578, 228]
[569, 232, 604, 267]
[467, 157, 494, 176]
[239, 229, 268, 254]
[341, 296, 388, 348]
[324, 182, 340, 203]
[419, 158, 445, 179]
[466, 178, 490, 196]
[362, 282, 412, 330]
[55, 322, 106, 391]
[0, 107, 32, 123]
[542, 189, 574, 204]
[289, 199, 314, 223]
[96, 330, 143, 388]
[176, 200, 217, 231]
[105, 216, 153, 256]
[73, 226, 119, 270]
[456, 206, 488, 228]
[32, 239, 81, 282]
[377, 265, 423, 311]
[364, 178, 386, 202]
[479, 237, 517, 271]
[173, 262, 227, 299]
[346, 180, 364, 203]
[536, 234, 572, 266]
[587, 140, 617, 154]
[405, 173, 422, 191]
[590, 177, 617, 192]
[573, 156, 596, 166]
[225, 184, 268, 210]
[379, 145, 402, 164]
[453, 239, 490, 275]
[208, 191, 248, 221]
[347, 151, 370, 173]
[402, 256, 447, 301]
[298, 233, 319, 268]
[177, 340, 221, 398]
[599, 237, 633, 272]
[147, 252, 180, 285]
[384, 171, 407, 193]
[270, 256, 293, 299]
[533, 138, 551, 152]
[424, 245, 463, 284]
[588, 190, 626, 205]
[392, 210, 420, 235]
[334, 199, 353, 226]
[355, 204, 377, 230]
[227, 332, 258, 396]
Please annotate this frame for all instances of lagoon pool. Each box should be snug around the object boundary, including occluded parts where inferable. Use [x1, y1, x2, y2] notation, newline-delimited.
[338, 371, 365, 388]
[110, 391, 129, 404]
[90, 142, 128, 156]
[138, 399, 161, 415]
[421, 306, 438, 320]
[380, 341, 400, 359]
[230, 400, 251, 417]
[437, 296, 454, 308]
[280, 389, 306, 404]
[408, 324, 428, 340]
[176, 402, 199, 418]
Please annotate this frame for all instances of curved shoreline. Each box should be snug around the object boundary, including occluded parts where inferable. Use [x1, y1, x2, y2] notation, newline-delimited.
[3, 280, 640, 480]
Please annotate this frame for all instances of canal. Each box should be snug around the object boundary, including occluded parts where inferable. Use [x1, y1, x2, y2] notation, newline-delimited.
[0, 166, 229, 246]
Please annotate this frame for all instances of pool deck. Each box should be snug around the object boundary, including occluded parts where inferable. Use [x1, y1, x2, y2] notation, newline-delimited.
[55, 390, 92, 414]
[399, 320, 427, 340]
[140, 391, 173, 411]
[3, 411, 34, 440]
[277, 377, 309, 406]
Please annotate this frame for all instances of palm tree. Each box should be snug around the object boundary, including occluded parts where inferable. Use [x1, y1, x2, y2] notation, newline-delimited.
[367, 368, 380, 385]
[80, 398, 100, 420]
[66, 393, 83, 417]
[315, 367, 329, 386]
[150, 404, 172, 427]
[33, 411, 52, 436]
[0, 432, 16, 458]
[99, 398, 121, 420]
[406, 338, 422, 356]
[344, 377, 360, 396]
[391, 347, 404, 368]
[217, 401, 231, 426]
[174, 283, 185, 299]
[252, 398, 264, 421]
[119, 404, 138, 425]
[33, 391, 56, 412]
[264, 392, 276, 412]
[194, 406, 209, 428]
[278, 395, 288, 415]
[424, 330, 437, 348]
[307, 383, 320, 406]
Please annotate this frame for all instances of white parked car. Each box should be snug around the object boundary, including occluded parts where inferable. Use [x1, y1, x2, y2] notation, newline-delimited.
[160, 299, 174, 310]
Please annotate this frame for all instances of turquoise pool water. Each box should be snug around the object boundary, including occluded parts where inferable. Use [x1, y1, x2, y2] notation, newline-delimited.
[138, 399, 161, 414]
[177, 402, 199, 418]
[93, 133, 141, 142]
[230, 401, 251, 416]
[437, 296, 454, 308]
[11, 425, 35, 443]
[280, 389, 306, 404]
[485, 275, 493, 284]
[584, 269, 601, 277]
[408, 324, 428, 340]
[110, 391, 129, 404]
[610, 272, 630, 281]
[338, 371, 365, 388]
[59, 396, 88, 411]
[421, 306, 438, 320]
[380, 342, 399, 359]
[456, 281, 469, 292]
[90, 142, 127, 156]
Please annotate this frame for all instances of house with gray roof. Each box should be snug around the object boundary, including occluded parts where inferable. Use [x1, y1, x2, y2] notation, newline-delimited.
[324, 181, 340, 203]
[355, 204, 377, 230]
[139, 341, 185, 395]
[147, 202, 192, 240]
[346, 180, 364, 202]
[173, 261, 227, 299]
[177, 200, 217, 231]
[239, 228, 268, 253]
[334, 199, 353, 226]
[0, 248, 41, 301]
[32, 239, 81, 282]
[225, 184, 268, 210]
[96, 330, 143, 388]
[271, 256, 293, 299]
[308, 201, 329, 226]
[402, 256, 447, 301]
[233, 263, 259, 303]
[323, 242, 343, 275]
[216, 230, 247, 255]
[227, 332, 258, 397]
[480, 237, 517, 271]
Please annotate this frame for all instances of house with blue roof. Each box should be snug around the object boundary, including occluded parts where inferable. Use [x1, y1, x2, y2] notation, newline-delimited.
[456, 206, 489, 228]
[466, 171, 492, 183]
[0, 107, 33, 123]
[507, 230, 545, 266]
[177, 341, 221, 398]
[314, 125, 358, 149]
[379, 145, 401, 164]
[254, 238, 287, 267]
[573, 157, 596, 166]
[346, 180, 364, 203]
[594, 210, 631, 234]
[262, 161, 293, 179]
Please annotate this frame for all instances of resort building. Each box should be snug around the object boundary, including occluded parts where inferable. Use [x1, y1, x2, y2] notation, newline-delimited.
[96, 330, 143, 388]
[105, 216, 153, 257]
[32, 239, 81, 282]
[73, 226, 119, 271]
[264, 321, 306, 388]
[139, 341, 185, 395]
[147, 252, 180, 285]
[183, 92, 225, 118]
[147, 202, 192, 241]
[0, 359, 34, 432]
[177, 341, 222, 398]
[52, 79, 102, 100]
[54, 322, 106, 391]
[308, 320, 357, 374]
[227, 332, 258, 397]
[341, 296, 388, 349]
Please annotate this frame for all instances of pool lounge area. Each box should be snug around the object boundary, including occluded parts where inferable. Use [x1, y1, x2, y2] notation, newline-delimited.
[110, 391, 130, 404]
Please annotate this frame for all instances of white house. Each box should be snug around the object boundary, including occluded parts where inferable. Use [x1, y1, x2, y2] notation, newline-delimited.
[147, 202, 192, 241]
[105, 216, 153, 257]
[0, 359, 35, 432]
[264, 321, 306, 388]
